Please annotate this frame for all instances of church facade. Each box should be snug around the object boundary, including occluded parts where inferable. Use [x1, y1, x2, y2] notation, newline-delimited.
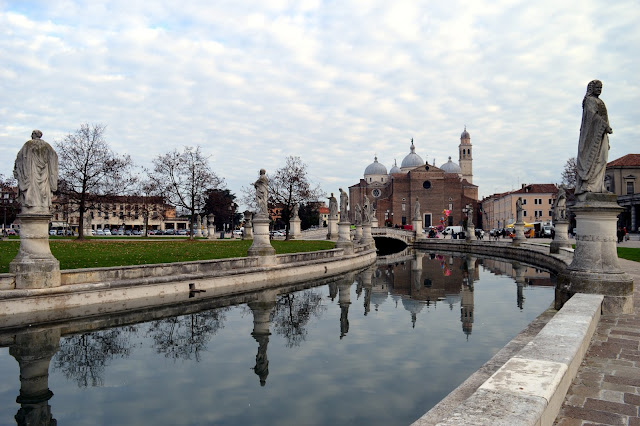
[349, 128, 478, 229]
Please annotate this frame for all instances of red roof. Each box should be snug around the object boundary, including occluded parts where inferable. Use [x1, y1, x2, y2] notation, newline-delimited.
[318, 206, 329, 214]
[608, 154, 640, 167]
[513, 184, 558, 194]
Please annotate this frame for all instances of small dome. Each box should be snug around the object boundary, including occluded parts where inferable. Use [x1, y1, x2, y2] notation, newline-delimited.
[440, 156, 462, 174]
[461, 126, 470, 139]
[389, 159, 401, 174]
[401, 139, 424, 169]
[364, 156, 387, 176]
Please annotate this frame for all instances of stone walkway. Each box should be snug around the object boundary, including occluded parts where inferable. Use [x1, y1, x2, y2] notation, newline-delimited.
[555, 238, 640, 425]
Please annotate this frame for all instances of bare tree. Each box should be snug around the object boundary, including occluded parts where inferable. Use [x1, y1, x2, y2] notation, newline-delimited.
[56, 123, 136, 239]
[150, 146, 223, 240]
[271, 289, 326, 347]
[561, 157, 578, 189]
[0, 173, 18, 231]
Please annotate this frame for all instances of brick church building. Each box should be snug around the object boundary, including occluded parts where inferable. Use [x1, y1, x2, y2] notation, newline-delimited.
[349, 128, 478, 230]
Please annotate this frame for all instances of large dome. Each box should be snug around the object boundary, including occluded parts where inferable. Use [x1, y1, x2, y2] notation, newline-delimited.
[440, 156, 462, 174]
[461, 126, 470, 139]
[401, 139, 424, 169]
[364, 156, 387, 176]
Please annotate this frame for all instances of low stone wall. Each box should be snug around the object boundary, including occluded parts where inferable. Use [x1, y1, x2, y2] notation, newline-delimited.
[0, 248, 377, 328]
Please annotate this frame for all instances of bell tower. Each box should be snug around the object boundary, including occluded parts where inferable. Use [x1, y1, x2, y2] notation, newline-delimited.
[459, 126, 473, 183]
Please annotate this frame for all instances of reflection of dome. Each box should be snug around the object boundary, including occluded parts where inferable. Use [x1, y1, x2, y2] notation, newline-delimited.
[389, 159, 401, 174]
[440, 156, 462, 174]
[461, 126, 470, 139]
[364, 156, 387, 176]
[401, 139, 424, 169]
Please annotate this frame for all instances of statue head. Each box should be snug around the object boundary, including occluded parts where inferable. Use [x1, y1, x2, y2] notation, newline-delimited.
[585, 80, 603, 97]
[259, 169, 266, 176]
[31, 130, 43, 140]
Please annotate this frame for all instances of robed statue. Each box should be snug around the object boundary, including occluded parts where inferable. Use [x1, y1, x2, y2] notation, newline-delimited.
[339, 188, 348, 222]
[14, 130, 58, 215]
[363, 195, 371, 224]
[576, 80, 612, 196]
[553, 186, 567, 222]
[328, 193, 338, 219]
[516, 197, 523, 223]
[355, 203, 362, 225]
[254, 169, 268, 216]
[413, 197, 420, 221]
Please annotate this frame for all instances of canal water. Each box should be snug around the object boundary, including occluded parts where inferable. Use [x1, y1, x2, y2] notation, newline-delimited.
[0, 253, 555, 425]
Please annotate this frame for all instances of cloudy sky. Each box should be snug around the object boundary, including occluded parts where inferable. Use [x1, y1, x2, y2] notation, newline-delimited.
[1, 0, 638, 207]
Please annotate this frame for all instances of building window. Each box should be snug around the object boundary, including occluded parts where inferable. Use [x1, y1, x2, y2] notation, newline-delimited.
[372, 189, 381, 198]
[524, 210, 527, 217]
[523, 199, 527, 205]
[627, 182, 634, 195]
[549, 199, 552, 204]
[402, 203, 406, 212]
[534, 199, 537, 205]
[424, 213, 432, 227]
[549, 210, 553, 216]
[423, 180, 432, 189]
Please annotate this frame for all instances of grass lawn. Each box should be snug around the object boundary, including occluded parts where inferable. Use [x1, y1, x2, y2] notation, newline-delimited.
[0, 239, 335, 273]
[618, 247, 640, 263]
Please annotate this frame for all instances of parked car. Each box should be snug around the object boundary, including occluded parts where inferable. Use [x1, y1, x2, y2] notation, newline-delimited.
[124, 229, 132, 236]
[132, 229, 141, 235]
[164, 229, 175, 235]
[96, 229, 105, 235]
[6, 229, 17, 236]
[103, 229, 112, 235]
[177, 229, 187, 235]
[49, 229, 56, 235]
[233, 229, 243, 235]
[91, 229, 96, 235]
[56, 229, 65, 235]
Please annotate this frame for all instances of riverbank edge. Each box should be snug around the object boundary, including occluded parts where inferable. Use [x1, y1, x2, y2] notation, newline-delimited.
[412, 240, 603, 426]
[0, 247, 377, 329]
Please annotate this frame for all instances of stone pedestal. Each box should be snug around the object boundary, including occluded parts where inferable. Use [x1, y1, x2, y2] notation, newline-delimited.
[289, 217, 301, 240]
[512, 222, 526, 245]
[360, 223, 374, 249]
[207, 215, 216, 240]
[466, 224, 477, 241]
[413, 219, 423, 240]
[335, 221, 354, 254]
[371, 217, 379, 227]
[550, 220, 571, 253]
[247, 216, 275, 264]
[558, 193, 633, 314]
[242, 212, 253, 240]
[327, 217, 338, 241]
[9, 214, 60, 289]
[355, 225, 363, 243]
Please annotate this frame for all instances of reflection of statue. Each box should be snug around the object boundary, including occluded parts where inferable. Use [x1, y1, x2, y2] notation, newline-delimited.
[253, 334, 269, 386]
[254, 169, 268, 216]
[339, 188, 348, 222]
[355, 203, 362, 225]
[13, 130, 59, 215]
[553, 186, 567, 221]
[576, 80, 612, 196]
[363, 196, 371, 224]
[413, 197, 420, 221]
[516, 197, 523, 222]
[328, 193, 338, 218]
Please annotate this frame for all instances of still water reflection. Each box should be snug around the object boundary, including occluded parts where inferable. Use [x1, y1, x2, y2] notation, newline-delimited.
[0, 252, 555, 425]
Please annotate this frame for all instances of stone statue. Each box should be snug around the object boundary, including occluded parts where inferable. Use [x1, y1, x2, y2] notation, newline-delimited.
[355, 203, 362, 225]
[413, 197, 420, 221]
[254, 169, 268, 216]
[516, 197, 523, 222]
[328, 193, 338, 218]
[203, 214, 208, 229]
[363, 195, 371, 224]
[553, 186, 567, 221]
[467, 205, 474, 227]
[292, 203, 299, 219]
[13, 130, 58, 215]
[196, 214, 202, 228]
[576, 80, 612, 196]
[339, 188, 348, 222]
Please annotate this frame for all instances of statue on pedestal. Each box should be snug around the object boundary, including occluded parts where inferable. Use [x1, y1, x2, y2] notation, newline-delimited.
[328, 193, 338, 218]
[355, 203, 362, 225]
[553, 186, 567, 221]
[516, 197, 523, 222]
[413, 198, 420, 221]
[576, 80, 612, 197]
[13, 130, 58, 215]
[339, 188, 348, 222]
[254, 169, 269, 217]
[363, 196, 371, 224]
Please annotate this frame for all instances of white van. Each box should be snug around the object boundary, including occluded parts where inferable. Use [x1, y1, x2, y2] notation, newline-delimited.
[443, 226, 464, 235]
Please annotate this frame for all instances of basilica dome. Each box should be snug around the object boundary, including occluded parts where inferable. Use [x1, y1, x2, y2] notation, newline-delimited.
[389, 159, 401, 174]
[440, 156, 462, 174]
[461, 127, 470, 139]
[400, 139, 424, 169]
[364, 156, 387, 176]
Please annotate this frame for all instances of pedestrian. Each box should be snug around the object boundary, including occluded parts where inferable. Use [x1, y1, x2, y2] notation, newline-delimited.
[617, 227, 623, 243]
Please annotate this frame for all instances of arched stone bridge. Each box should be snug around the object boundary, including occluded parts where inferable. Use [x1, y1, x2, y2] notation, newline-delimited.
[371, 227, 416, 245]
